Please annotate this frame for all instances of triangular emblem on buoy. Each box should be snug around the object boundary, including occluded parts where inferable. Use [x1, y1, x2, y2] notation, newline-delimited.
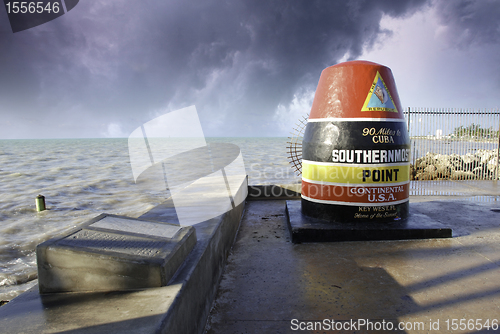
[361, 71, 398, 112]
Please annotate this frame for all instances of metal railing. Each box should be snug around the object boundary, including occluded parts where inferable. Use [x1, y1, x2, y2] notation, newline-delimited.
[403, 108, 500, 181]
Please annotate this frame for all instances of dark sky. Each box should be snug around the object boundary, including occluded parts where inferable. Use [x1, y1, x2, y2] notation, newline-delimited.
[1, 0, 499, 139]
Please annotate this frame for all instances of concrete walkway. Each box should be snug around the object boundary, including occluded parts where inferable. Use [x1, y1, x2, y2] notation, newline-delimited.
[205, 181, 500, 333]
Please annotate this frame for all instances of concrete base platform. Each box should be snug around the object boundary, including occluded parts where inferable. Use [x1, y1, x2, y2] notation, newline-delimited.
[286, 200, 452, 243]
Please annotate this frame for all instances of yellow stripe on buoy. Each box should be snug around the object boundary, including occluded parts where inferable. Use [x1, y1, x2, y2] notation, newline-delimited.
[302, 161, 410, 185]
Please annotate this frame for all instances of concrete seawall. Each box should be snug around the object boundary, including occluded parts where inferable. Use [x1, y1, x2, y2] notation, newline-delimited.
[0, 180, 251, 333]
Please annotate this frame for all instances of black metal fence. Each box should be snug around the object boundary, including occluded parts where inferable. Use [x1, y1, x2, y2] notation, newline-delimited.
[403, 107, 500, 182]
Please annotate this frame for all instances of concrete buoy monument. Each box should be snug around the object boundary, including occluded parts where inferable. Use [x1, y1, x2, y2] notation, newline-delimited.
[286, 60, 452, 242]
[301, 60, 410, 222]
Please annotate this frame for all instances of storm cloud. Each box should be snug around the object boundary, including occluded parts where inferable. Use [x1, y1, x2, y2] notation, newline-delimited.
[0, 0, 498, 138]
[435, 0, 500, 47]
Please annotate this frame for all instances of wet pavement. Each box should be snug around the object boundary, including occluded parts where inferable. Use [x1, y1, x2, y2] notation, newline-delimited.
[205, 181, 500, 334]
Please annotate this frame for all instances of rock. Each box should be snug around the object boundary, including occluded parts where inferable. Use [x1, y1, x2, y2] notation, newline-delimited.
[416, 152, 435, 170]
[414, 172, 427, 180]
[472, 166, 486, 178]
[433, 154, 453, 177]
[424, 165, 438, 179]
[476, 149, 494, 164]
[434, 154, 451, 166]
[436, 165, 452, 178]
[451, 170, 475, 180]
[449, 154, 463, 171]
[487, 158, 498, 173]
[411, 149, 498, 181]
[462, 153, 480, 171]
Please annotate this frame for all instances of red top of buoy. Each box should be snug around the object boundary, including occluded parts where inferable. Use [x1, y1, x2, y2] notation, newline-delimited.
[309, 60, 404, 120]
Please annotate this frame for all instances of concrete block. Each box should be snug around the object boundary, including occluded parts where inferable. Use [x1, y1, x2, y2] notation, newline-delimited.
[36, 214, 196, 294]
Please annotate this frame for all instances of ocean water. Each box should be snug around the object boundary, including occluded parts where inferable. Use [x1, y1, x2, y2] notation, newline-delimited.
[0, 137, 299, 301]
[2, 136, 496, 302]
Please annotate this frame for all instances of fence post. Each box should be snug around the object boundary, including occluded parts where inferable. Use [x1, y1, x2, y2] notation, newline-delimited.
[407, 107, 411, 136]
[497, 108, 500, 180]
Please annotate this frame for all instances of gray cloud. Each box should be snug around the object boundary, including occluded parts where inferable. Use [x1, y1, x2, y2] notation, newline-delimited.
[435, 0, 500, 48]
[6, 0, 486, 138]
